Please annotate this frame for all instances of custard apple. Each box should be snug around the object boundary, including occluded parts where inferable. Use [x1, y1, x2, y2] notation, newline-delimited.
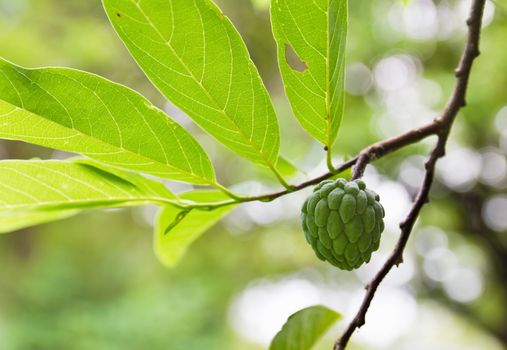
[301, 178, 385, 270]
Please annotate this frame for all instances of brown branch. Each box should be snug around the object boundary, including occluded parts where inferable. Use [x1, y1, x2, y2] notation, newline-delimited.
[350, 121, 441, 180]
[231, 121, 440, 204]
[334, 1, 487, 349]
[190, 122, 441, 210]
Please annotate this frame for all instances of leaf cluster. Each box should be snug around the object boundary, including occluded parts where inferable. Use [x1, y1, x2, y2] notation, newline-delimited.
[0, 2, 348, 347]
[0, 0, 348, 274]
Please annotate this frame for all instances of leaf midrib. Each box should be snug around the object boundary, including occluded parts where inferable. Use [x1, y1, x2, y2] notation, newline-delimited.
[0, 197, 173, 211]
[325, 0, 332, 149]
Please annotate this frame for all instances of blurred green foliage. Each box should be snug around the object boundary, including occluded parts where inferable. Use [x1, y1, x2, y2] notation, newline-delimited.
[0, 0, 506, 349]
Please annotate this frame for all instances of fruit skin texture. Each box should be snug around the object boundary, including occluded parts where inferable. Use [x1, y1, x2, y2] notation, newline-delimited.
[301, 178, 385, 270]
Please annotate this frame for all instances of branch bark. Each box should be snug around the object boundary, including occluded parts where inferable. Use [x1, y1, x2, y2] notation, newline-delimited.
[334, 1, 487, 349]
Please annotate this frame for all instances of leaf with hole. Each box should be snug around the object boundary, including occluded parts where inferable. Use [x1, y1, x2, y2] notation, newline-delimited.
[271, 0, 348, 149]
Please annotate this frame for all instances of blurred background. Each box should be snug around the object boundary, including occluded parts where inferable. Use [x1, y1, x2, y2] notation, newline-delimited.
[0, 0, 506, 349]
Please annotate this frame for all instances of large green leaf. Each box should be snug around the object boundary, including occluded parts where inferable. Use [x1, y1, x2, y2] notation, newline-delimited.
[155, 191, 236, 267]
[270, 305, 341, 350]
[0, 160, 177, 214]
[103, 0, 281, 172]
[271, 0, 348, 148]
[0, 57, 215, 185]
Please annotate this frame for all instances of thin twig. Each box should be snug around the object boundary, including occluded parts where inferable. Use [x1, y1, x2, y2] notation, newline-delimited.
[187, 121, 440, 211]
[334, 0, 486, 349]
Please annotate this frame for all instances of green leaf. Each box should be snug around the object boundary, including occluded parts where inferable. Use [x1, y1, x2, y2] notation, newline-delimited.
[155, 191, 236, 267]
[271, 0, 348, 148]
[103, 0, 281, 172]
[270, 305, 341, 350]
[0, 209, 79, 234]
[71, 158, 174, 199]
[0, 57, 215, 185]
[0, 160, 177, 214]
[330, 165, 352, 181]
[276, 155, 301, 178]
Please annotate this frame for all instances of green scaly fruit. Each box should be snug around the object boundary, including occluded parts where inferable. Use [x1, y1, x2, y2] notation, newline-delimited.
[301, 178, 385, 270]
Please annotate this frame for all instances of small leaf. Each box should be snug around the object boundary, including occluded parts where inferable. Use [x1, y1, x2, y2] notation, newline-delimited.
[0, 57, 215, 185]
[103, 0, 281, 172]
[271, 0, 348, 149]
[155, 191, 236, 267]
[330, 166, 352, 181]
[270, 305, 341, 350]
[276, 156, 301, 178]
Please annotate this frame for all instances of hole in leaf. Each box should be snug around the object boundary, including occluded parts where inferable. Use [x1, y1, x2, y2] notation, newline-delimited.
[285, 44, 307, 73]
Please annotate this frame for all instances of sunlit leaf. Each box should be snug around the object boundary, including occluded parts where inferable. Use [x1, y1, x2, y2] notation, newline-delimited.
[103, 0, 281, 173]
[271, 0, 348, 148]
[0, 57, 215, 185]
[270, 305, 342, 350]
[0, 209, 79, 234]
[72, 157, 174, 199]
[276, 155, 301, 178]
[330, 165, 352, 181]
[0, 160, 179, 233]
[155, 191, 236, 267]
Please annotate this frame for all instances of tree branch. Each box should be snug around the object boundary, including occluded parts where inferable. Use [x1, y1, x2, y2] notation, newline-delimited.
[187, 122, 440, 211]
[334, 1, 486, 349]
